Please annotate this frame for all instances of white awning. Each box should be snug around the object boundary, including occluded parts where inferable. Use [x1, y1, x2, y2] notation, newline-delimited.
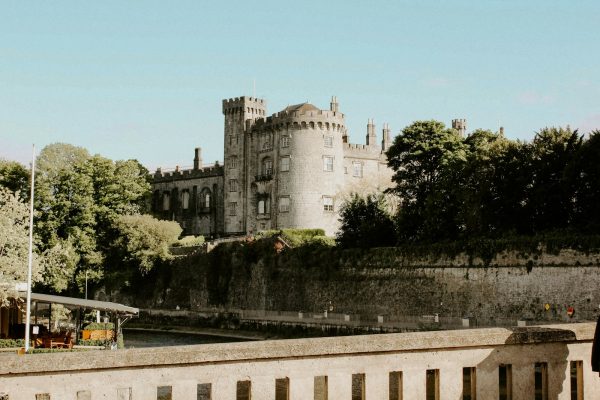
[18, 292, 138, 315]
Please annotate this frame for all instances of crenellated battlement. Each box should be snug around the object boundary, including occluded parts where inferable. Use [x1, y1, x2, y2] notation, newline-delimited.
[153, 164, 224, 182]
[343, 142, 386, 160]
[222, 96, 267, 115]
[249, 107, 345, 134]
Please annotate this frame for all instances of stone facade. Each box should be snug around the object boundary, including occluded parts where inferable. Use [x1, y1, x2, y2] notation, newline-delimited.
[152, 95, 394, 236]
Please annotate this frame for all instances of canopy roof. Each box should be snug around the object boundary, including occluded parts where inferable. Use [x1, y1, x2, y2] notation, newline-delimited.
[18, 292, 138, 315]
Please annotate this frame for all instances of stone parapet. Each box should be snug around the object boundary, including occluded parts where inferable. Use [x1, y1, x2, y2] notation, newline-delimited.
[0, 323, 597, 399]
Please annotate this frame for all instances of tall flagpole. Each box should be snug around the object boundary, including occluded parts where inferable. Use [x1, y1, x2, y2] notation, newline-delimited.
[24, 144, 35, 353]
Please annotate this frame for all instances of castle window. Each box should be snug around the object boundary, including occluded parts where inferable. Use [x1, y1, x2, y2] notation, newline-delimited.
[262, 157, 273, 175]
[229, 202, 237, 216]
[324, 136, 333, 148]
[262, 134, 273, 151]
[279, 196, 290, 212]
[229, 179, 238, 192]
[200, 188, 211, 209]
[230, 156, 238, 169]
[323, 196, 334, 212]
[181, 190, 190, 210]
[323, 156, 334, 172]
[258, 197, 270, 214]
[162, 192, 170, 211]
[352, 162, 363, 178]
[281, 136, 290, 148]
[280, 156, 290, 172]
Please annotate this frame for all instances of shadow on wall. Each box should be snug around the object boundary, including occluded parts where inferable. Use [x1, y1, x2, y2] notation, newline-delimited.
[473, 327, 575, 399]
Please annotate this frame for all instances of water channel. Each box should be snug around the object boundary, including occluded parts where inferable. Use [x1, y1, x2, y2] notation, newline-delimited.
[123, 329, 249, 348]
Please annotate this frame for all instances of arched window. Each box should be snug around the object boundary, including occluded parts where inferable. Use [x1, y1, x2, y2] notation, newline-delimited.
[162, 192, 170, 211]
[181, 190, 190, 210]
[200, 188, 211, 210]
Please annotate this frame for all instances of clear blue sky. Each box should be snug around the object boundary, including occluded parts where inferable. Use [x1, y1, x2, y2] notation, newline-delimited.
[1, 1, 599, 170]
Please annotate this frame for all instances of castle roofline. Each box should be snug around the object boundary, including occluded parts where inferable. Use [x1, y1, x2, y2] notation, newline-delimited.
[281, 103, 320, 113]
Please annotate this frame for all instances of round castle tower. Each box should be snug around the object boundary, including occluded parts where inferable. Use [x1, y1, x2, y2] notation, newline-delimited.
[247, 97, 346, 235]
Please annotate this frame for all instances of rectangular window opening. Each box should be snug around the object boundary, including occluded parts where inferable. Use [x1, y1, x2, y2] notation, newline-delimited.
[352, 373, 365, 400]
[462, 367, 476, 400]
[275, 378, 290, 400]
[314, 375, 328, 400]
[389, 371, 403, 400]
[280, 156, 290, 172]
[35, 395, 50, 400]
[237, 380, 251, 400]
[229, 202, 237, 216]
[570, 360, 583, 400]
[323, 156, 334, 172]
[534, 362, 548, 400]
[117, 388, 132, 400]
[426, 369, 440, 400]
[197, 383, 212, 400]
[157, 386, 172, 400]
[279, 197, 290, 213]
[323, 196, 334, 212]
[324, 136, 333, 147]
[77, 391, 91, 400]
[499, 364, 513, 400]
[352, 162, 363, 178]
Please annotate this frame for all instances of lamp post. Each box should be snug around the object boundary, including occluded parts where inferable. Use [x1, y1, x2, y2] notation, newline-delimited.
[85, 270, 88, 300]
[24, 144, 36, 353]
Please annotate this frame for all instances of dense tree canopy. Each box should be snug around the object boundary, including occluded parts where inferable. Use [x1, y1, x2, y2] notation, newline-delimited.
[0, 143, 167, 296]
[0, 159, 29, 199]
[382, 122, 600, 244]
[336, 194, 396, 249]
[0, 188, 40, 304]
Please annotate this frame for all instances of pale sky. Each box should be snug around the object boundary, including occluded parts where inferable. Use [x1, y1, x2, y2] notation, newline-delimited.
[1, 1, 599, 170]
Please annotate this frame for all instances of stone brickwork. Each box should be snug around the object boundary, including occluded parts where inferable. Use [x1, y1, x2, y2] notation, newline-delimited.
[151, 95, 397, 236]
[178, 248, 600, 324]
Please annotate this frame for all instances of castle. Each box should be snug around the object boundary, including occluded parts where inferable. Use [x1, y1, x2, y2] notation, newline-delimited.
[151, 95, 467, 237]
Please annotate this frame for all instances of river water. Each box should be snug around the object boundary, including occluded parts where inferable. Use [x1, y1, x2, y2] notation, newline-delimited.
[123, 329, 249, 348]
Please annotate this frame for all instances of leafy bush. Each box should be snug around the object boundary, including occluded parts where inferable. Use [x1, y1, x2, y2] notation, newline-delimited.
[0, 338, 25, 348]
[256, 228, 330, 247]
[172, 235, 205, 247]
[83, 322, 115, 330]
[78, 339, 110, 346]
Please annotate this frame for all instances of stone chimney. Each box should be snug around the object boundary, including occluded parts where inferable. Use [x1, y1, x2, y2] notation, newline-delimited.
[366, 118, 377, 146]
[193, 147, 203, 170]
[381, 123, 391, 151]
[330, 96, 339, 113]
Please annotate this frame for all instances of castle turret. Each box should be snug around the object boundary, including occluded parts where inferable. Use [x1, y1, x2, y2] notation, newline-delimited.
[366, 118, 377, 146]
[381, 123, 391, 151]
[452, 118, 467, 137]
[330, 96, 339, 113]
[193, 147, 202, 170]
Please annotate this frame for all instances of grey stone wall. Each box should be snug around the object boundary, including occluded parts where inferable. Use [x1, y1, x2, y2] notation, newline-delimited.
[186, 248, 600, 323]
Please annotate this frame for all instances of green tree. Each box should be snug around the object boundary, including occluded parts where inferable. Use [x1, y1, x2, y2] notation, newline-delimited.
[33, 144, 152, 294]
[0, 188, 40, 304]
[0, 159, 29, 199]
[386, 120, 468, 241]
[460, 129, 514, 237]
[528, 127, 582, 232]
[110, 214, 182, 274]
[336, 193, 396, 248]
[567, 130, 600, 232]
